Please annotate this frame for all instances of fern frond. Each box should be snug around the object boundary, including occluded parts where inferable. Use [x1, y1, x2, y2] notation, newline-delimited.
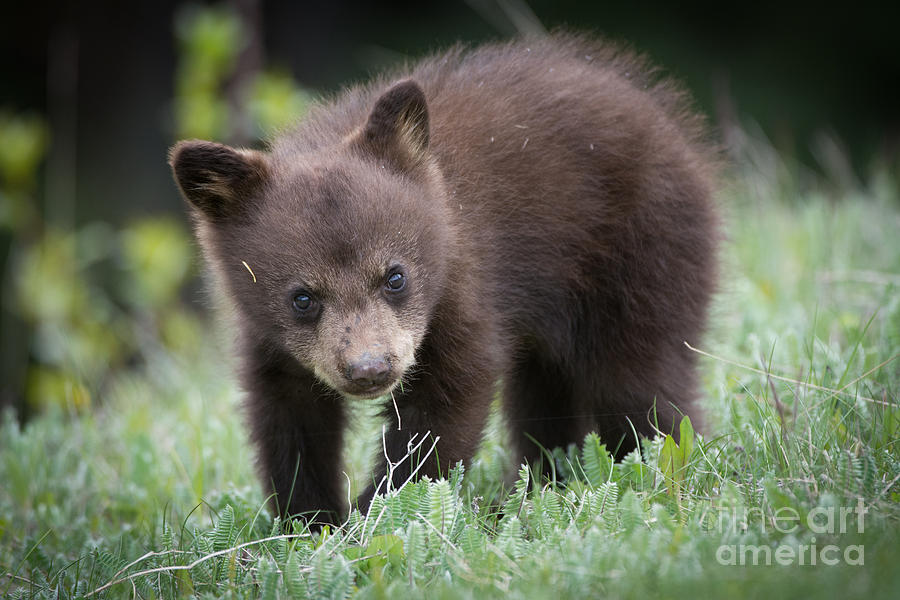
[212, 504, 235, 551]
[581, 432, 613, 486]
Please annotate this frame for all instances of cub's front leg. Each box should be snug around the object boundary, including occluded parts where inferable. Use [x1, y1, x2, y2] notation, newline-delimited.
[242, 350, 347, 526]
[354, 309, 499, 513]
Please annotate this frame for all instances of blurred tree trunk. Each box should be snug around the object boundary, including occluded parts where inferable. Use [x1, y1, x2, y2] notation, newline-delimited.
[226, 0, 264, 146]
[46, 24, 79, 230]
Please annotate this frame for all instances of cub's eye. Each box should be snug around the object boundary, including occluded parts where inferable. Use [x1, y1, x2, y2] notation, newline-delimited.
[292, 291, 314, 313]
[289, 289, 321, 320]
[385, 271, 406, 292]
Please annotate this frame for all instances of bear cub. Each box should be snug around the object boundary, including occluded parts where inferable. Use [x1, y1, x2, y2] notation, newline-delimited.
[170, 34, 719, 525]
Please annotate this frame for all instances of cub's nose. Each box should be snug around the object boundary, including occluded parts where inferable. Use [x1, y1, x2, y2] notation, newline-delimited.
[346, 354, 391, 388]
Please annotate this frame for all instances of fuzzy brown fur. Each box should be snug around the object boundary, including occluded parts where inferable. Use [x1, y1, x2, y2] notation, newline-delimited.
[169, 33, 719, 525]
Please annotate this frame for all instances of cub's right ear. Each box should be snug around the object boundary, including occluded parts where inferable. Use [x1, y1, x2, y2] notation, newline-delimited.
[168, 140, 269, 220]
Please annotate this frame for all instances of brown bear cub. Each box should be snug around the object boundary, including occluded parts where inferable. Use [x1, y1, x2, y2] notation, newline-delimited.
[170, 34, 718, 525]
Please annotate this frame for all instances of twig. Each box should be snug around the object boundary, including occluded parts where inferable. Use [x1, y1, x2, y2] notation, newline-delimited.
[817, 270, 900, 286]
[759, 351, 788, 441]
[835, 353, 900, 394]
[873, 471, 900, 503]
[372, 428, 440, 499]
[684, 342, 898, 407]
[241, 260, 257, 283]
[106, 549, 187, 588]
[86, 533, 309, 597]
[390, 389, 402, 430]
[415, 513, 461, 552]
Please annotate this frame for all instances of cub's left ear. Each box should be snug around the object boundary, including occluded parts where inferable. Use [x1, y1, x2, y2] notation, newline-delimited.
[168, 140, 269, 221]
[360, 79, 430, 168]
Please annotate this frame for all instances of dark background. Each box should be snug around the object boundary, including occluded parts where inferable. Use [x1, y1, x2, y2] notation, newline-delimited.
[2, 0, 899, 225]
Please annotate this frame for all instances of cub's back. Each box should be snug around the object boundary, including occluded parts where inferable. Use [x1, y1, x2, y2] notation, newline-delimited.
[411, 35, 718, 322]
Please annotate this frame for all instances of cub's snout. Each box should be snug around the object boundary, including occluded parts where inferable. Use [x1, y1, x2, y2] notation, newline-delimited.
[343, 351, 394, 397]
[307, 307, 419, 400]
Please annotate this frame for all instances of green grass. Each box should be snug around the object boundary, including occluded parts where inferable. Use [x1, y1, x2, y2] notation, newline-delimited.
[2, 160, 899, 599]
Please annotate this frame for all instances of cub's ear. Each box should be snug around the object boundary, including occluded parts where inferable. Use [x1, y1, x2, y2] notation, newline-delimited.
[168, 140, 269, 220]
[359, 79, 430, 168]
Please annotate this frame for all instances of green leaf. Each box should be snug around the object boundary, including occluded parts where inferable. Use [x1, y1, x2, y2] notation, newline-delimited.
[658, 434, 679, 483]
[679, 416, 695, 461]
[365, 534, 404, 577]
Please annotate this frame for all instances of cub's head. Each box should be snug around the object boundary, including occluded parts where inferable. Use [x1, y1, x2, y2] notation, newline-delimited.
[170, 80, 452, 399]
